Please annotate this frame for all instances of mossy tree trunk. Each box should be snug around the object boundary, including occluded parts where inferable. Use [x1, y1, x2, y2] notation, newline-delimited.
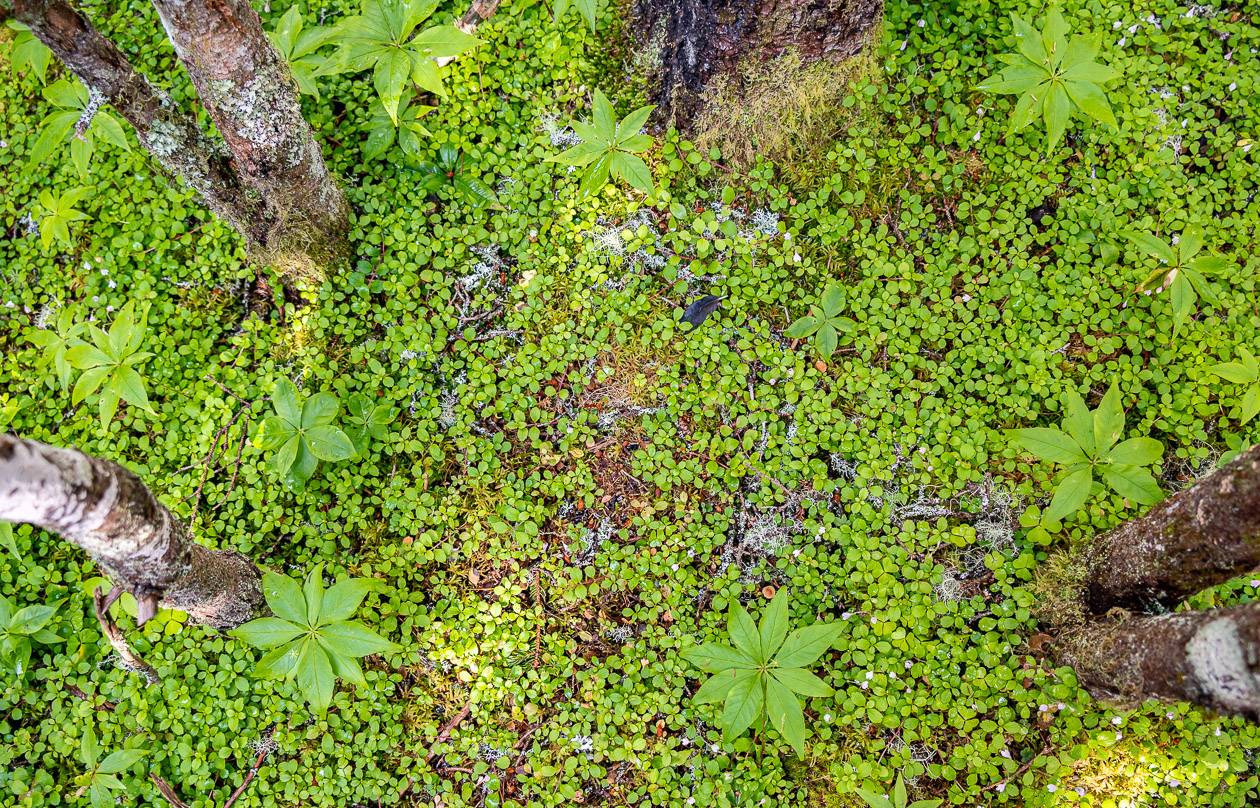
[634, 0, 884, 128]
[12, 0, 349, 272]
[1051, 445, 1260, 719]
[1059, 604, 1260, 719]
[148, 0, 350, 269]
[0, 435, 264, 631]
[1084, 445, 1260, 613]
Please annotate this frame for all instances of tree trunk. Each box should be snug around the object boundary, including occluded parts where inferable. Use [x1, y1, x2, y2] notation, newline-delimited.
[0, 435, 264, 630]
[634, 0, 884, 128]
[1085, 445, 1260, 614]
[12, 0, 271, 245]
[148, 0, 350, 270]
[12, 0, 350, 272]
[1058, 603, 1260, 719]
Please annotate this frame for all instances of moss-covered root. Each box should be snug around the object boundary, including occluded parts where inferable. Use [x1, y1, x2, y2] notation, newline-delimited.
[1058, 604, 1260, 719]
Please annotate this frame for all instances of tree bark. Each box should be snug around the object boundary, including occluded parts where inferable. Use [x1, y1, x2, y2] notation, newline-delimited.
[11, 0, 271, 246]
[1085, 445, 1260, 614]
[0, 435, 264, 630]
[11, 0, 350, 271]
[1059, 603, 1260, 719]
[634, 0, 884, 128]
[148, 0, 350, 268]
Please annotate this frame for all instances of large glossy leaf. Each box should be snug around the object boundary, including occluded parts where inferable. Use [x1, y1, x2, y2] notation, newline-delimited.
[318, 620, 395, 658]
[1106, 437, 1163, 466]
[320, 578, 374, 623]
[1010, 427, 1085, 464]
[682, 642, 755, 672]
[774, 622, 843, 668]
[262, 570, 308, 624]
[1102, 465, 1163, 505]
[693, 669, 743, 705]
[1093, 384, 1125, 451]
[305, 425, 356, 461]
[230, 617, 304, 649]
[727, 602, 761, 662]
[296, 639, 336, 713]
[771, 666, 833, 697]
[758, 591, 789, 660]
[765, 676, 806, 755]
[1045, 466, 1093, 521]
[720, 669, 763, 742]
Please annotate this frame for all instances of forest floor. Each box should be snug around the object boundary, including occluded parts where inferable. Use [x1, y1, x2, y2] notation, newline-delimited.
[2, 0, 1260, 806]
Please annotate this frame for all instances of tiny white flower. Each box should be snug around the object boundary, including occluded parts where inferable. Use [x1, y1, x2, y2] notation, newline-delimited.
[1047, 784, 1057, 793]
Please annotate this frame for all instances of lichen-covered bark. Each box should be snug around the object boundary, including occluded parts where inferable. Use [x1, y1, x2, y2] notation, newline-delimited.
[1085, 445, 1260, 613]
[1059, 603, 1260, 719]
[149, 0, 350, 267]
[0, 435, 264, 630]
[12, 0, 271, 246]
[634, 0, 883, 127]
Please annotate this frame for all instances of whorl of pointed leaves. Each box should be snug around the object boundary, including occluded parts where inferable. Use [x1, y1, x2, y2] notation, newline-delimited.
[854, 772, 942, 808]
[682, 590, 842, 756]
[1009, 383, 1164, 524]
[547, 89, 655, 197]
[1211, 347, 1260, 426]
[785, 283, 856, 359]
[1121, 224, 1232, 334]
[74, 728, 146, 808]
[978, 8, 1119, 152]
[230, 565, 396, 715]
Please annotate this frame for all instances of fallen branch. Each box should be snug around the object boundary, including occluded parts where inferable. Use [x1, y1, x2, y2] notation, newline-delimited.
[93, 586, 160, 685]
[149, 774, 191, 808]
[222, 724, 276, 808]
[426, 704, 472, 762]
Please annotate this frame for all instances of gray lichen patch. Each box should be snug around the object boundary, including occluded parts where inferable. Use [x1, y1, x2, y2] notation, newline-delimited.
[1186, 617, 1260, 714]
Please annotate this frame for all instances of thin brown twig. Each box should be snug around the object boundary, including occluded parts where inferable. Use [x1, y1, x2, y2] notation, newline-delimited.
[149, 774, 191, 808]
[64, 682, 116, 711]
[92, 586, 160, 685]
[222, 724, 276, 808]
[426, 704, 472, 763]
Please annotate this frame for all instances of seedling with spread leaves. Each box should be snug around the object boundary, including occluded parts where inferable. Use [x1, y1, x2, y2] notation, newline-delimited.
[785, 284, 855, 359]
[1122, 225, 1229, 333]
[553, 0, 599, 30]
[255, 379, 357, 491]
[344, 392, 399, 454]
[548, 89, 655, 197]
[72, 728, 146, 808]
[28, 78, 130, 177]
[413, 145, 503, 209]
[36, 186, 91, 250]
[978, 8, 1118, 152]
[267, 6, 333, 100]
[65, 302, 156, 429]
[682, 590, 843, 757]
[27, 307, 84, 391]
[1009, 384, 1163, 523]
[1211, 347, 1260, 426]
[231, 565, 395, 714]
[321, 0, 480, 124]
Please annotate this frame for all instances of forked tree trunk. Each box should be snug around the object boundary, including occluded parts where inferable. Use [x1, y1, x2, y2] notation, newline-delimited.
[11, 0, 270, 243]
[12, 0, 350, 271]
[1085, 445, 1260, 614]
[148, 0, 350, 268]
[0, 435, 264, 630]
[1059, 603, 1260, 719]
[634, 0, 884, 128]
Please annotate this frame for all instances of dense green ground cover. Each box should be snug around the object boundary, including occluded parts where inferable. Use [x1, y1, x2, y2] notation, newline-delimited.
[2, 0, 1259, 804]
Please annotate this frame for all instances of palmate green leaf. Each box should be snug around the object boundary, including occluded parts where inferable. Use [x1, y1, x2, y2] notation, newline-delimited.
[977, 64, 1047, 94]
[285, 441, 320, 491]
[304, 425, 357, 461]
[410, 25, 479, 59]
[81, 727, 99, 768]
[693, 669, 743, 705]
[5, 22, 54, 83]
[1065, 79, 1116, 126]
[1211, 350, 1260, 384]
[97, 749, 145, 775]
[765, 676, 806, 756]
[1168, 273, 1196, 332]
[273, 433, 302, 476]
[318, 620, 395, 657]
[758, 590, 789, 659]
[854, 786, 894, 808]
[257, 415, 296, 450]
[579, 153, 612, 197]
[230, 617, 304, 649]
[1045, 466, 1094, 522]
[591, 89, 616, 139]
[682, 642, 755, 672]
[728, 600, 761, 662]
[452, 173, 504, 210]
[1178, 224, 1205, 260]
[320, 578, 374, 623]
[1106, 437, 1163, 466]
[771, 666, 833, 697]
[1102, 464, 1163, 505]
[1122, 230, 1175, 264]
[720, 668, 764, 742]
[549, 141, 606, 167]
[774, 622, 843, 668]
[262, 571, 308, 624]
[9, 603, 57, 635]
[1062, 391, 1095, 457]
[609, 152, 653, 195]
[816, 323, 838, 358]
[1093, 384, 1125, 451]
[89, 782, 113, 808]
[296, 638, 336, 713]
[254, 638, 305, 679]
[373, 48, 412, 124]
[616, 105, 654, 143]
[1041, 8, 1069, 63]
[328, 651, 367, 687]
[303, 564, 325, 624]
[1010, 427, 1086, 465]
[272, 377, 303, 424]
[785, 316, 819, 339]
[1011, 14, 1047, 66]
[1042, 82, 1070, 151]
[1239, 387, 1260, 425]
